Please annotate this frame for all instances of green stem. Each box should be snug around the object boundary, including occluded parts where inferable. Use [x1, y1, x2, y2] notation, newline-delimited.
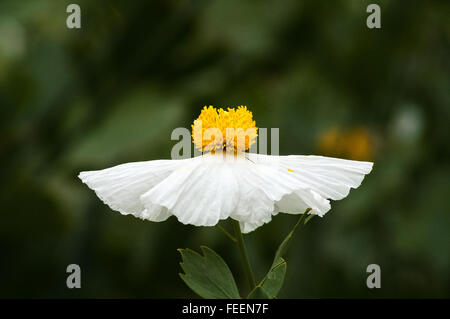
[232, 219, 256, 291]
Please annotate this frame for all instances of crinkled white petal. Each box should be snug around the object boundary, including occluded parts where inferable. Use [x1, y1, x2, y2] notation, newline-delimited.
[78, 158, 195, 220]
[79, 152, 373, 233]
[247, 153, 373, 217]
[140, 154, 240, 227]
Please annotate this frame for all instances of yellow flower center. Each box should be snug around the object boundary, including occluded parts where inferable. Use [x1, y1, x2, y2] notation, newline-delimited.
[192, 105, 258, 153]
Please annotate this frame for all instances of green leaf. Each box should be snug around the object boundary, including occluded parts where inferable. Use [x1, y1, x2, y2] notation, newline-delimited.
[247, 209, 312, 299]
[247, 286, 271, 299]
[178, 245, 241, 299]
[272, 208, 311, 267]
[261, 258, 287, 297]
[247, 258, 287, 299]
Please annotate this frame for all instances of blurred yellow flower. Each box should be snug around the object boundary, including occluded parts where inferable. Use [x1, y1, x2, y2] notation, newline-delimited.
[317, 127, 374, 161]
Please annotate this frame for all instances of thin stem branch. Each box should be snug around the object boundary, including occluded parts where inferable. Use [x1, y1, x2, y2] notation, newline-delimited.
[232, 219, 256, 291]
[216, 224, 238, 243]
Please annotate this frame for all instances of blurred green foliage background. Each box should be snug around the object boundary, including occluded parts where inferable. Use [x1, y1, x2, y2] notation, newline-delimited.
[0, 0, 449, 298]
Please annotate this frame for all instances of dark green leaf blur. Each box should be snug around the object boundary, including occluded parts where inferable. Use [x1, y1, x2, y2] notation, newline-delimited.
[0, 0, 449, 298]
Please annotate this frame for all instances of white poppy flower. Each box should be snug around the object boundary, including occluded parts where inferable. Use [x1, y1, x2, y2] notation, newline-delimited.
[79, 106, 373, 233]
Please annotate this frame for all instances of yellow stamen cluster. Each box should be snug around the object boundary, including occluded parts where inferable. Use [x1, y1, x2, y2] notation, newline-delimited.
[192, 106, 258, 153]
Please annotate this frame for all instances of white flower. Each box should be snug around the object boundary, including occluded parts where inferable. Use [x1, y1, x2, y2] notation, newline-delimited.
[79, 106, 373, 233]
